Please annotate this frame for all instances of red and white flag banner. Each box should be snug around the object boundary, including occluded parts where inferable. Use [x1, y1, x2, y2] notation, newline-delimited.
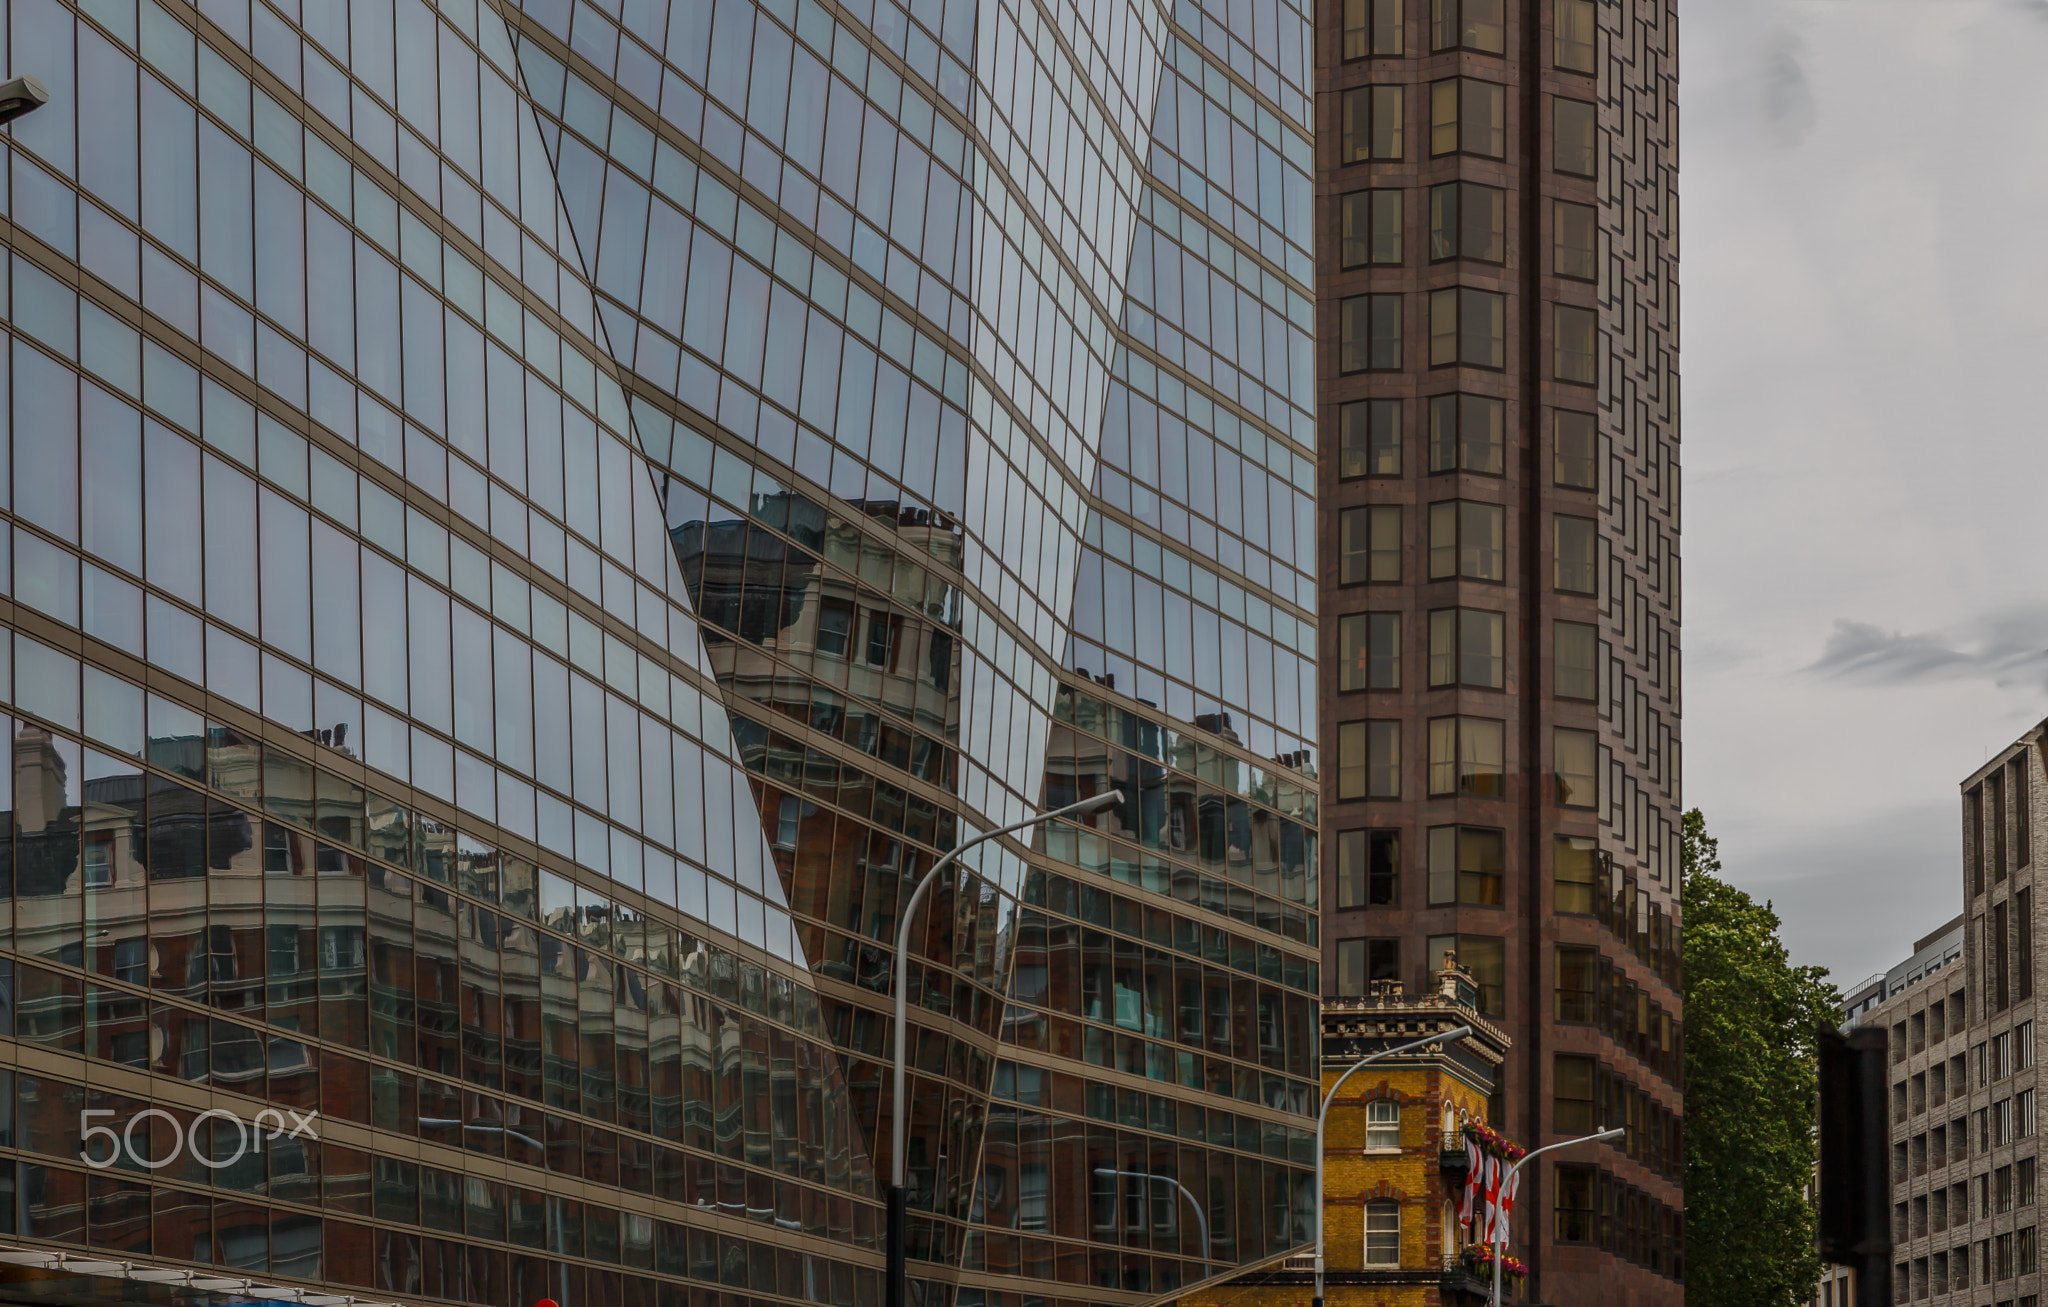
[1459, 1136, 1483, 1228]
[1499, 1166, 1521, 1239]
[1481, 1154, 1504, 1242]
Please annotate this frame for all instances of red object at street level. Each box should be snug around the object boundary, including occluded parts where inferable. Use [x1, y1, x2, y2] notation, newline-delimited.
[534, 1300, 560, 1307]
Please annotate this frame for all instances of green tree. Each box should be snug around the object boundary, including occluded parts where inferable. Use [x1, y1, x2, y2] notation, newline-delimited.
[1682, 808, 1841, 1307]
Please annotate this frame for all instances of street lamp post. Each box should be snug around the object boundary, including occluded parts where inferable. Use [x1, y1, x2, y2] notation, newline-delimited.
[1312, 1025, 1474, 1307]
[1090, 1168, 1211, 1264]
[0, 75, 49, 125]
[1488, 1126, 1626, 1307]
[886, 790, 1122, 1307]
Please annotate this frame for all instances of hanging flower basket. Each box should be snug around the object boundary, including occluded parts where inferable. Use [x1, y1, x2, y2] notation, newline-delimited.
[1461, 1121, 1527, 1163]
[1460, 1245, 1528, 1281]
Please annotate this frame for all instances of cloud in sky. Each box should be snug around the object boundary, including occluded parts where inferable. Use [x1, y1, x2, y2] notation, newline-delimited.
[1758, 30, 1818, 146]
[1682, 0, 2048, 984]
[1805, 609, 2048, 690]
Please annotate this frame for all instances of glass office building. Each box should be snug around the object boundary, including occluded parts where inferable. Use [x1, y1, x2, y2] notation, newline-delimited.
[0, 0, 1318, 1303]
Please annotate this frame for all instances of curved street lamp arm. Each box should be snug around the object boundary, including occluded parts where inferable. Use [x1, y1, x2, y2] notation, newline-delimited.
[891, 790, 1120, 1187]
[885, 790, 1121, 1307]
[1090, 1168, 1212, 1263]
[1489, 1127, 1625, 1307]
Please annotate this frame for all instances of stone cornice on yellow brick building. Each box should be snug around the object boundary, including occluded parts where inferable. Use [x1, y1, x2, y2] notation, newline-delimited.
[1172, 968, 1516, 1307]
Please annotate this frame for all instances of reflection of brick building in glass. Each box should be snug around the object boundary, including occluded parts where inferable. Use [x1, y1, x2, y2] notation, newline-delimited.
[0, 0, 1317, 1298]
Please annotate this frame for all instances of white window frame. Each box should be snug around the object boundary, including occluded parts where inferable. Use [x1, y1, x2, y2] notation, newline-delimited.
[1366, 1099, 1401, 1151]
[1364, 1199, 1401, 1266]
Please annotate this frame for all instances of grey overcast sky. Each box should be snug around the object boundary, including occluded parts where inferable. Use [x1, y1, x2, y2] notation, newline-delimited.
[1682, 0, 2048, 989]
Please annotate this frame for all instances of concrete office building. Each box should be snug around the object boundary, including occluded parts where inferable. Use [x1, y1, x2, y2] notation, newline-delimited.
[1878, 726, 2048, 1306]
[1316, 0, 1681, 1299]
[0, 0, 1319, 1302]
[1816, 916, 1964, 1307]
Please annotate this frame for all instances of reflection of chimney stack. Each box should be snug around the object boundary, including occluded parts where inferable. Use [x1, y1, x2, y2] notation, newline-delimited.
[13, 722, 67, 833]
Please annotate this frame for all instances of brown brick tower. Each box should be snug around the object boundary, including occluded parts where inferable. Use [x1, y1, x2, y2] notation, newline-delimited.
[1315, 1, 1683, 1301]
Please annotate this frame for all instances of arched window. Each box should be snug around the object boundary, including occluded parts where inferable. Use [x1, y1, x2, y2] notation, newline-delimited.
[1364, 1199, 1401, 1266]
[1366, 1099, 1401, 1150]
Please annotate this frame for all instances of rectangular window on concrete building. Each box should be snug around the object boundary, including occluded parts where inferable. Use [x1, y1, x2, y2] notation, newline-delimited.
[1343, 86, 1406, 161]
[1460, 936, 1505, 1015]
[1428, 501, 1505, 581]
[1428, 717, 1505, 798]
[1555, 620, 1600, 700]
[2022, 889, 2035, 1001]
[1554, 97, 1599, 175]
[1428, 394, 1505, 475]
[1429, 182, 1507, 263]
[1554, 410, 1598, 488]
[1338, 831, 1368, 908]
[1428, 825, 1505, 906]
[1556, 947, 1598, 1022]
[1337, 830, 1401, 907]
[1341, 398, 1403, 478]
[1343, 0, 1405, 56]
[1342, 191, 1404, 267]
[1970, 786, 1986, 895]
[1555, 0, 1597, 71]
[1336, 938, 1402, 994]
[1432, 78, 1506, 157]
[2016, 754, 2031, 865]
[1555, 1053, 1596, 1130]
[1337, 938, 1364, 995]
[1428, 608, 1504, 689]
[1340, 612, 1402, 691]
[1555, 515, 1598, 594]
[1994, 903, 2010, 1012]
[1555, 304, 1601, 384]
[1338, 721, 1402, 800]
[1371, 830, 1399, 904]
[1371, 939, 1399, 983]
[1555, 199, 1599, 280]
[1555, 728, 1598, 808]
[1430, 287, 1506, 369]
[1555, 1164, 1596, 1241]
[1556, 836, 1598, 913]
[1994, 768, 2009, 880]
[1432, 0, 1505, 52]
[1342, 294, 1405, 372]
[1341, 505, 1403, 583]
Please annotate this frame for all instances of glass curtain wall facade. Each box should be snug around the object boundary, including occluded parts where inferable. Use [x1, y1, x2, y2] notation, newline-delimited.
[1318, 0, 1681, 1301]
[0, 0, 1317, 1304]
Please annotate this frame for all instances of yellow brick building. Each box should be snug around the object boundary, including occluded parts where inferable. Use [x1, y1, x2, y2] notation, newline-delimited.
[1176, 966, 1515, 1307]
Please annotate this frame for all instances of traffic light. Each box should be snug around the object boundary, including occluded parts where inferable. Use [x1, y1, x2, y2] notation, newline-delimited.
[1817, 1024, 1893, 1307]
